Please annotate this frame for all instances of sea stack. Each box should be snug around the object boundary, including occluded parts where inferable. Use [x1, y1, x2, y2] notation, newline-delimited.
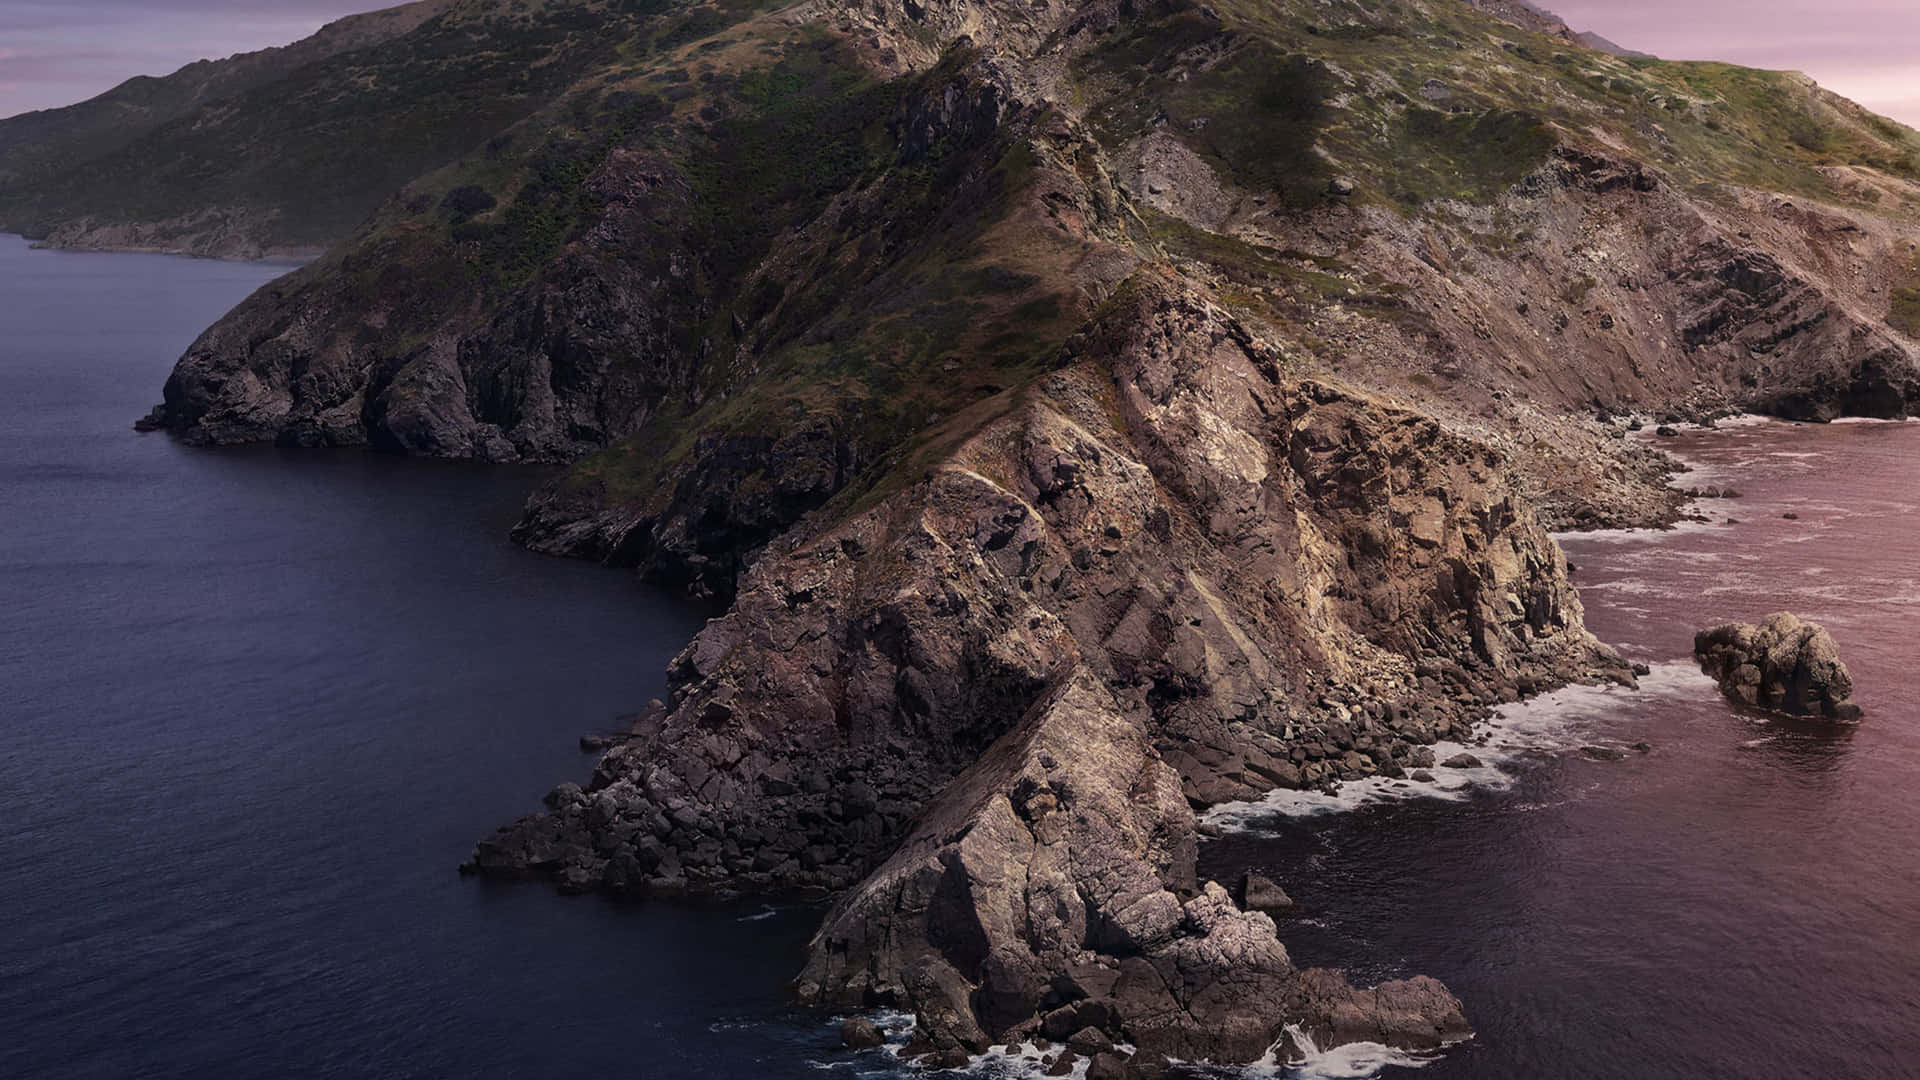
[1694, 612, 1862, 720]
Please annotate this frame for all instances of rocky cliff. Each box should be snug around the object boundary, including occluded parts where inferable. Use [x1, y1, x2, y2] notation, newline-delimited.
[58, 0, 1920, 1067]
[135, 0, 1920, 551]
[467, 272, 1633, 1063]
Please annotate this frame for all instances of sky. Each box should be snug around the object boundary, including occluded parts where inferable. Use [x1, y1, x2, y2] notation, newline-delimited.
[0, 0, 1916, 126]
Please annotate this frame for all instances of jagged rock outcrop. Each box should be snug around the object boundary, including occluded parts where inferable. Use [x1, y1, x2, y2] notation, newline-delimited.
[793, 667, 1469, 1065]
[1695, 612, 1863, 720]
[468, 274, 1628, 894]
[466, 273, 1628, 1062]
[1238, 872, 1295, 915]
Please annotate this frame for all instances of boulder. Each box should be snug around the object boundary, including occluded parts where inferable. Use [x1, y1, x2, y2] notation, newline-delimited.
[1292, 970, 1472, 1053]
[1694, 613, 1862, 720]
[1440, 752, 1483, 769]
[1067, 1026, 1115, 1056]
[840, 1017, 886, 1050]
[1240, 871, 1296, 915]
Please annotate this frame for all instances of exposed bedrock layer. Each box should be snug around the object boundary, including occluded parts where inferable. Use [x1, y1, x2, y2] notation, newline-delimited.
[1695, 612, 1862, 721]
[468, 275, 1627, 1062]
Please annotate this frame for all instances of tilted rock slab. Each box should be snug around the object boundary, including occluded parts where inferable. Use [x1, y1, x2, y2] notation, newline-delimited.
[794, 665, 1469, 1063]
[1695, 612, 1862, 720]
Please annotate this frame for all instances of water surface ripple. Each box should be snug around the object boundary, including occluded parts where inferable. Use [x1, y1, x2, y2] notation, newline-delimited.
[0, 236, 832, 1079]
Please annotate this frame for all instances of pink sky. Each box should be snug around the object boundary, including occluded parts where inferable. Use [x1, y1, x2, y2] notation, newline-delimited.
[1554, 0, 1920, 126]
[0, 2, 1916, 127]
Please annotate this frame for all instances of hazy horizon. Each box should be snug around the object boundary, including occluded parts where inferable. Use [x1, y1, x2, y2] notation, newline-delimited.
[1, 0, 1916, 127]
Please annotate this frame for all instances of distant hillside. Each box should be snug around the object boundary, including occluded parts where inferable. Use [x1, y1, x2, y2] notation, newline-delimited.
[28, 0, 1919, 1065]
[0, 1, 452, 190]
[0, 0, 709, 257]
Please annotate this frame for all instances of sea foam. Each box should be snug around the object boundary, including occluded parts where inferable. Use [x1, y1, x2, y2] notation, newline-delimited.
[1205, 662, 1714, 828]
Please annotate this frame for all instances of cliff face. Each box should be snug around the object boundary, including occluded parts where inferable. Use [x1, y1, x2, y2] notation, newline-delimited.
[67, 0, 1920, 1067]
[468, 273, 1630, 1061]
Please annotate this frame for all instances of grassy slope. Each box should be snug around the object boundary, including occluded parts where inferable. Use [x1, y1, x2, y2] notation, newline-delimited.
[0, 0, 452, 191]
[0, 0, 743, 248]
[1073, 0, 1920, 214]
[531, 0, 1920, 530]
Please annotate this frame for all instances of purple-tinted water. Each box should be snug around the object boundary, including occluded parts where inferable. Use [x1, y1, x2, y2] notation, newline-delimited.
[1203, 418, 1920, 1078]
[0, 235, 839, 1079]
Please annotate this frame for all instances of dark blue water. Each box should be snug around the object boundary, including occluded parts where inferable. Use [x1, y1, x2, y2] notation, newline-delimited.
[0, 234, 836, 1079]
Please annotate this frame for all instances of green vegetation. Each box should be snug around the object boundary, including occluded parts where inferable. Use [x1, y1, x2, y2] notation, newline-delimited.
[1890, 284, 1920, 338]
[484, 36, 1089, 513]
[1079, 13, 1337, 208]
[450, 90, 675, 288]
[42, 0, 1917, 543]
[682, 40, 907, 292]
[1390, 108, 1557, 205]
[1066, 0, 1920, 214]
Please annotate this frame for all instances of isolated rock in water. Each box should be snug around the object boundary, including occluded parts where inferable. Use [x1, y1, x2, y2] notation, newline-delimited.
[840, 1016, 886, 1050]
[1694, 613, 1862, 720]
[1241, 872, 1296, 915]
[1440, 753, 1483, 769]
[1291, 969, 1473, 1054]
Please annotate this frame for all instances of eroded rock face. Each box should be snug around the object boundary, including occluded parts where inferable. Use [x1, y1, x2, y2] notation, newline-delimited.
[466, 275, 1625, 1062]
[468, 275, 1628, 894]
[1695, 612, 1862, 720]
[793, 667, 1468, 1064]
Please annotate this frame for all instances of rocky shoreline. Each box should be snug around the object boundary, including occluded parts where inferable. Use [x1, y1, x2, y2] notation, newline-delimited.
[9, 221, 325, 263]
[463, 275, 1639, 1068]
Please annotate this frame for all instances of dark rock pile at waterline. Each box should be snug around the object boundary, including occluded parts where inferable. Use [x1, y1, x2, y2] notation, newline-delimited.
[1695, 612, 1862, 721]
